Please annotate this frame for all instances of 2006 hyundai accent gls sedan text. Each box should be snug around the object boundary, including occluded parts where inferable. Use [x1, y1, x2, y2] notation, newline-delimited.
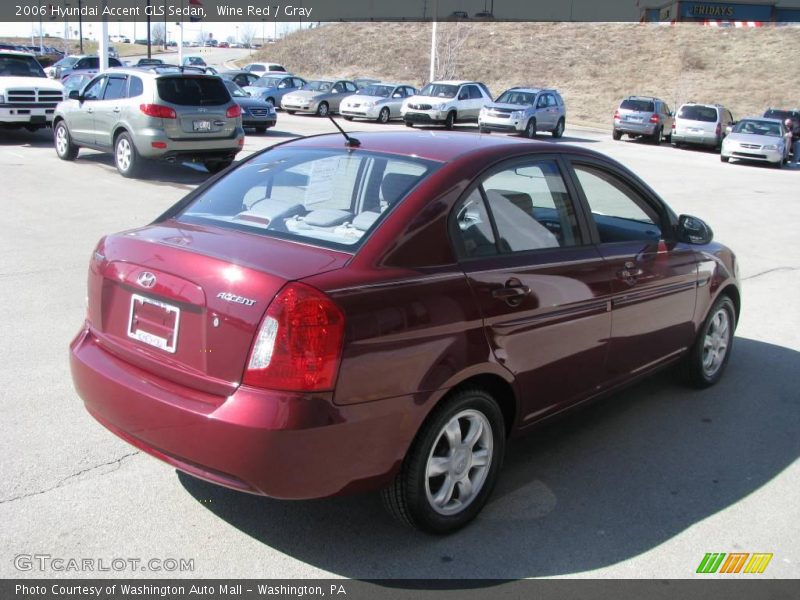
[70, 131, 740, 534]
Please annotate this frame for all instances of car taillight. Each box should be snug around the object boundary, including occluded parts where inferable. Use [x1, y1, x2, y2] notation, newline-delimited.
[715, 122, 722, 136]
[613, 110, 620, 120]
[243, 283, 345, 392]
[649, 114, 659, 123]
[226, 104, 242, 118]
[140, 103, 176, 119]
[671, 121, 676, 130]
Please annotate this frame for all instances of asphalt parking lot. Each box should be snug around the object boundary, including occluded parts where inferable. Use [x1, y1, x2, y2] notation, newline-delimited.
[1, 103, 798, 579]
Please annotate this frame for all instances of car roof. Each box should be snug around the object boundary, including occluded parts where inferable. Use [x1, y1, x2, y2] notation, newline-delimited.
[506, 87, 558, 94]
[281, 131, 598, 163]
[0, 49, 38, 57]
[429, 80, 473, 85]
[740, 117, 784, 124]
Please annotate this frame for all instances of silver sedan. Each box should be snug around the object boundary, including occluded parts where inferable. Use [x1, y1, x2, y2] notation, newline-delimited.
[339, 83, 418, 124]
[721, 117, 791, 168]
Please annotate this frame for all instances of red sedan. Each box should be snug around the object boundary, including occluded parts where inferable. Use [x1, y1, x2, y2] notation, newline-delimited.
[70, 131, 740, 533]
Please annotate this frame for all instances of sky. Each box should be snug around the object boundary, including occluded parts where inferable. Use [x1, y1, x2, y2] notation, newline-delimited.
[0, 20, 308, 43]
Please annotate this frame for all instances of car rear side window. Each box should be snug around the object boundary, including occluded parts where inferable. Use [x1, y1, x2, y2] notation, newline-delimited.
[103, 76, 127, 100]
[156, 77, 230, 106]
[621, 99, 655, 112]
[175, 149, 439, 250]
[678, 105, 718, 122]
[128, 76, 143, 98]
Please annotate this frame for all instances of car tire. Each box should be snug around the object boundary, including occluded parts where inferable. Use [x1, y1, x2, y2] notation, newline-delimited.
[524, 118, 537, 139]
[381, 387, 505, 534]
[404, 121, 414, 128]
[681, 296, 736, 389]
[316, 102, 329, 117]
[204, 159, 233, 174]
[54, 121, 79, 161]
[343, 116, 354, 121]
[720, 155, 729, 163]
[286, 110, 296, 115]
[612, 129, 622, 141]
[114, 132, 142, 178]
[478, 126, 490, 134]
[774, 159, 784, 169]
[552, 118, 565, 138]
[664, 132, 672, 143]
[377, 107, 391, 124]
[444, 111, 456, 130]
[651, 126, 662, 144]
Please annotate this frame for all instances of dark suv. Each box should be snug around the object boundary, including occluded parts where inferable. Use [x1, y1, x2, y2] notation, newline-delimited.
[764, 108, 800, 153]
[613, 96, 674, 144]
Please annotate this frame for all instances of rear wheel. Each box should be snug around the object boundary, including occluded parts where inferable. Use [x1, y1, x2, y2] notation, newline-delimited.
[552, 118, 565, 138]
[651, 126, 662, 144]
[286, 110, 296, 115]
[316, 102, 329, 117]
[612, 129, 622, 141]
[377, 107, 391, 124]
[114, 132, 142, 178]
[54, 121, 79, 161]
[382, 387, 505, 534]
[204, 159, 233, 174]
[681, 296, 735, 388]
[444, 111, 456, 130]
[524, 118, 537, 139]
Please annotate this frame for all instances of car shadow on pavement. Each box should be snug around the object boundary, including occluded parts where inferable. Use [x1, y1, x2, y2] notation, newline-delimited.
[0, 128, 53, 148]
[179, 337, 799, 579]
[76, 153, 214, 186]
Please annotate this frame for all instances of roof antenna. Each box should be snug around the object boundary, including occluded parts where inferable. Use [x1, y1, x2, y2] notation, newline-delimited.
[327, 115, 361, 148]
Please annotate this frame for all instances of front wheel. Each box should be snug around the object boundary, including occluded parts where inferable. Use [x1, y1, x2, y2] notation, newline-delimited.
[382, 387, 505, 534]
[552, 118, 565, 138]
[444, 111, 456, 130]
[377, 107, 391, 124]
[54, 121, 79, 161]
[524, 118, 537, 139]
[720, 155, 730, 163]
[681, 296, 736, 388]
[404, 120, 414, 128]
[316, 102, 329, 117]
[286, 110, 296, 115]
[114, 132, 142, 178]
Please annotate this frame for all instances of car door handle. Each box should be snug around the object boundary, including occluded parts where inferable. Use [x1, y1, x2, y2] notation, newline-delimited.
[618, 261, 644, 283]
[112, 107, 121, 113]
[492, 281, 531, 306]
[86, 108, 93, 114]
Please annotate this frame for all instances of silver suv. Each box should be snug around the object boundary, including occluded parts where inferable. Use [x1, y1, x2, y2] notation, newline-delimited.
[53, 67, 245, 177]
[478, 87, 566, 138]
[401, 80, 492, 129]
[671, 103, 734, 150]
[613, 96, 673, 144]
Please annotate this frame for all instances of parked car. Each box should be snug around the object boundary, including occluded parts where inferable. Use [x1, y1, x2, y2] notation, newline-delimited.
[53, 68, 244, 176]
[478, 86, 566, 138]
[60, 71, 96, 97]
[242, 62, 287, 74]
[182, 56, 207, 67]
[45, 55, 123, 79]
[402, 80, 492, 129]
[281, 79, 359, 116]
[108, 46, 119, 59]
[0, 50, 64, 131]
[135, 58, 165, 67]
[763, 107, 800, 156]
[354, 77, 381, 89]
[218, 42, 230, 48]
[339, 83, 417, 123]
[720, 117, 791, 168]
[242, 74, 306, 107]
[219, 69, 263, 89]
[671, 103, 734, 150]
[612, 95, 673, 143]
[69, 131, 740, 534]
[221, 79, 276, 133]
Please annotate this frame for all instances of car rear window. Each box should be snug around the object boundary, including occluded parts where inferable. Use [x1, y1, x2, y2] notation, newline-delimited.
[174, 148, 440, 251]
[678, 105, 718, 122]
[156, 76, 230, 106]
[620, 99, 655, 112]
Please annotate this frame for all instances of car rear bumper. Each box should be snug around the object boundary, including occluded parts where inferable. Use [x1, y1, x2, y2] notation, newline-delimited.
[70, 327, 416, 499]
[672, 132, 719, 147]
[134, 127, 245, 159]
[614, 119, 657, 135]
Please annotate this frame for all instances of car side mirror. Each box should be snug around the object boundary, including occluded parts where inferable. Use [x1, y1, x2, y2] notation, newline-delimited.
[677, 214, 713, 245]
[68, 90, 81, 101]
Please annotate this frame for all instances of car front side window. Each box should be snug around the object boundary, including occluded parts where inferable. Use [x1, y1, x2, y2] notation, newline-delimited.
[82, 76, 106, 101]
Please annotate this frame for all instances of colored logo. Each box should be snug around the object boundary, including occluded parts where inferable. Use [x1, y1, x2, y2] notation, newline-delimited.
[696, 552, 773, 574]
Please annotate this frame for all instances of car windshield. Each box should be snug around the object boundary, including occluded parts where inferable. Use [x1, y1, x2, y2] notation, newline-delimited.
[0, 54, 46, 77]
[303, 80, 332, 92]
[620, 99, 655, 112]
[495, 91, 536, 105]
[62, 74, 91, 94]
[419, 84, 458, 98]
[176, 148, 440, 250]
[733, 120, 782, 137]
[679, 105, 718, 122]
[156, 76, 230, 106]
[357, 85, 393, 97]
[54, 56, 79, 68]
[252, 76, 282, 88]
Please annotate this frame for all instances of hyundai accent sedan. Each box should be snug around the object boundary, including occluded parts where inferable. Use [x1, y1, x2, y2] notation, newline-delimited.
[70, 131, 740, 534]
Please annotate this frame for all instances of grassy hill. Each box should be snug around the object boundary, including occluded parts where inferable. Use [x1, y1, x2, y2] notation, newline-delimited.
[247, 22, 800, 128]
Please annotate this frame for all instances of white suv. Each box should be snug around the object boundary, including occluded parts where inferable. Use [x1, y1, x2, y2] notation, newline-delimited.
[401, 80, 491, 129]
[0, 50, 64, 131]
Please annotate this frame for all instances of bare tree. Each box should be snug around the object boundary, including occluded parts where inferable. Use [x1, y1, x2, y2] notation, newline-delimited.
[434, 23, 469, 81]
[239, 24, 257, 48]
[151, 23, 166, 46]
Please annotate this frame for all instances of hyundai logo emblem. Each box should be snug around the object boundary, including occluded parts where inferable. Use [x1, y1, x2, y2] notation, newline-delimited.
[136, 272, 157, 288]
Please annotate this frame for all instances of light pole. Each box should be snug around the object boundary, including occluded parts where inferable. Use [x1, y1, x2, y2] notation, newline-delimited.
[429, 0, 437, 82]
[78, 0, 83, 53]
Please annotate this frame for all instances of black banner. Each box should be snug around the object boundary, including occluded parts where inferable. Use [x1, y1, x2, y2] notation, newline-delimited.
[3, 580, 799, 600]
[4, 0, 644, 23]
